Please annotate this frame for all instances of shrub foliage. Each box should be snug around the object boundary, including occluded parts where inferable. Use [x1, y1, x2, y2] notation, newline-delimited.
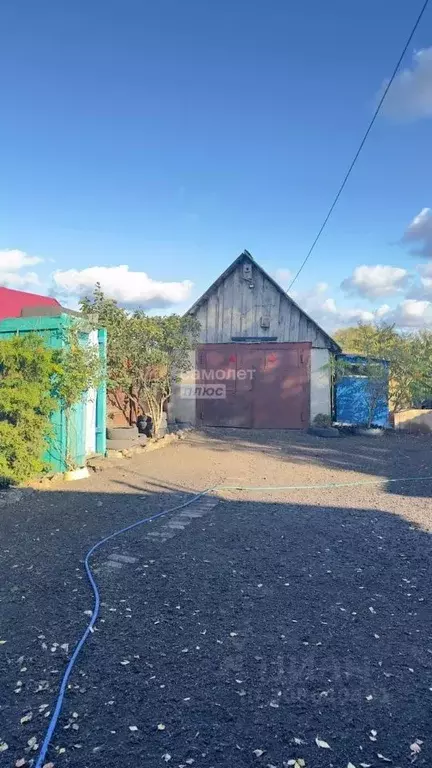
[0, 335, 59, 486]
[0, 326, 103, 485]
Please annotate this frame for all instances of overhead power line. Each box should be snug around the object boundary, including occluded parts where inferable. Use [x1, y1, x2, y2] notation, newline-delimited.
[287, 0, 430, 292]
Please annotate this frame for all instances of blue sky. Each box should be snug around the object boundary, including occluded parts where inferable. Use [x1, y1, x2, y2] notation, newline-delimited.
[1, 0, 432, 329]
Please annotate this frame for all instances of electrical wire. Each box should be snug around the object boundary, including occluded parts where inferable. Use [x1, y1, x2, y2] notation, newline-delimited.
[287, 0, 430, 292]
[34, 471, 432, 767]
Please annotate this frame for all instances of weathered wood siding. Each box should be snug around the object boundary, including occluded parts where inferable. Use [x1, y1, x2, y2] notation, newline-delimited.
[193, 261, 331, 348]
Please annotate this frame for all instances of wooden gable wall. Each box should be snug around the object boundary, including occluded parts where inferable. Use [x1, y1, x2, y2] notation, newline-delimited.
[192, 260, 332, 349]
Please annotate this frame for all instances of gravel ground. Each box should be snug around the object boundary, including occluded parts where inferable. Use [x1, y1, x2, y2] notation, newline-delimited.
[1, 428, 432, 768]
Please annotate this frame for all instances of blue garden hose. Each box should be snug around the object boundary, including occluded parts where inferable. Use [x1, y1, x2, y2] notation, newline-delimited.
[34, 473, 432, 767]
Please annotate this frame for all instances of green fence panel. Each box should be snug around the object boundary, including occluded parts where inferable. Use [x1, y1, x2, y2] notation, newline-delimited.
[0, 314, 106, 472]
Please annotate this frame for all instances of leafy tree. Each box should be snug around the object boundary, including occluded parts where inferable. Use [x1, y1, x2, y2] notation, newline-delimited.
[0, 335, 60, 485]
[333, 322, 400, 358]
[0, 324, 104, 483]
[80, 285, 200, 434]
[397, 331, 432, 409]
[53, 323, 103, 468]
[126, 311, 200, 433]
[80, 286, 133, 421]
[80, 285, 129, 389]
[333, 322, 432, 413]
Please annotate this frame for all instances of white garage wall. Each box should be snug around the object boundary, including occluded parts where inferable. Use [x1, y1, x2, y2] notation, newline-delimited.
[310, 348, 331, 421]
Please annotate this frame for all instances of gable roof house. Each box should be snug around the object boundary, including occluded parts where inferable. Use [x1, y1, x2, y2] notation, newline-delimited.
[170, 251, 340, 429]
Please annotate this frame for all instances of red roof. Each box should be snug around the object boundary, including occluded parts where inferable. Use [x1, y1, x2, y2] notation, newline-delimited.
[0, 286, 60, 320]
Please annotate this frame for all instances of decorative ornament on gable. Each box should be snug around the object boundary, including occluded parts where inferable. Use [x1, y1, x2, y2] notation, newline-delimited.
[242, 261, 252, 280]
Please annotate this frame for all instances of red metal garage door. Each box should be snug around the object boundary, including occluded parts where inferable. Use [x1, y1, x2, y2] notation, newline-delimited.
[196, 343, 311, 429]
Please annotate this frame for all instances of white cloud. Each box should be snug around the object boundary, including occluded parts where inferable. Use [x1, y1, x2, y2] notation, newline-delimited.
[0, 248, 43, 271]
[322, 297, 337, 314]
[421, 277, 432, 292]
[298, 278, 432, 331]
[387, 299, 432, 328]
[418, 263, 432, 294]
[341, 264, 410, 298]
[402, 208, 432, 258]
[0, 271, 41, 288]
[52, 264, 193, 309]
[290, 281, 328, 302]
[0, 249, 43, 289]
[420, 262, 432, 278]
[381, 47, 432, 120]
[273, 268, 292, 288]
[405, 261, 432, 299]
[331, 304, 390, 324]
[314, 293, 431, 331]
[294, 282, 390, 330]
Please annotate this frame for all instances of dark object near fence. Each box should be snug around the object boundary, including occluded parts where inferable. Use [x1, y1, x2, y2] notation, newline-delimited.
[137, 415, 154, 438]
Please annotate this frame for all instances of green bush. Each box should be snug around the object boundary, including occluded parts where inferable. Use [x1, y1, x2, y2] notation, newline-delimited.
[0, 335, 58, 486]
[52, 325, 103, 470]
